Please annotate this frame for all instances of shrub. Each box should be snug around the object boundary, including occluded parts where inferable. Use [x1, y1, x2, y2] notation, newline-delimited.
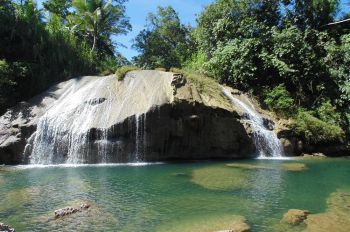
[264, 84, 295, 117]
[316, 101, 341, 126]
[115, 66, 140, 81]
[97, 56, 129, 76]
[184, 50, 207, 73]
[293, 110, 345, 144]
[205, 38, 260, 87]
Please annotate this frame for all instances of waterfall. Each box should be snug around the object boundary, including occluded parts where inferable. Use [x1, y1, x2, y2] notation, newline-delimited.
[29, 71, 174, 164]
[222, 88, 284, 157]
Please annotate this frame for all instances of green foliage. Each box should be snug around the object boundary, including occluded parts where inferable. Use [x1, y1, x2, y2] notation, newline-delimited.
[115, 66, 140, 81]
[68, 0, 131, 56]
[43, 0, 71, 18]
[206, 38, 260, 87]
[316, 101, 342, 125]
[0, 0, 130, 113]
[184, 50, 207, 73]
[195, 0, 279, 56]
[283, 0, 339, 30]
[133, 6, 194, 69]
[293, 110, 345, 144]
[97, 54, 130, 75]
[264, 85, 295, 117]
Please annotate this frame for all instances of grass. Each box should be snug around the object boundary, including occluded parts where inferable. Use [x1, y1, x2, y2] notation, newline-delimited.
[115, 66, 140, 81]
[155, 67, 167, 71]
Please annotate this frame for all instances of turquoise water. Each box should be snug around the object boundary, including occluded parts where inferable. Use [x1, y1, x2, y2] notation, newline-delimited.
[0, 158, 349, 231]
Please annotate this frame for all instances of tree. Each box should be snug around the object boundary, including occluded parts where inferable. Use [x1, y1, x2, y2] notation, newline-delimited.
[195, 0, 280, 57]
[282, 0, 339, 29]
[43, 0, 72, 19]
[133, 6, 194, 69]
[68, 0, 131, 56]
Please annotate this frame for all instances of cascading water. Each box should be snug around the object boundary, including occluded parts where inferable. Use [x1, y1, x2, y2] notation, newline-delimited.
[222, 88, 284, 157]
[28, 71, 174, 164]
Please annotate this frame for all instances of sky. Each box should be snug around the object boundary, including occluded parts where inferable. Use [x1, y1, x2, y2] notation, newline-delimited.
[36, 0, 349, 60]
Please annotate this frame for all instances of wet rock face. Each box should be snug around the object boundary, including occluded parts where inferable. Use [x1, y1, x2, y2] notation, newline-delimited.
[0, 71, 255, 164]
[79, 102, 255, 163]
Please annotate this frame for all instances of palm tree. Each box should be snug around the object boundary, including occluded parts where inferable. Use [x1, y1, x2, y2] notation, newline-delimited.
[68, 0, 130, 56]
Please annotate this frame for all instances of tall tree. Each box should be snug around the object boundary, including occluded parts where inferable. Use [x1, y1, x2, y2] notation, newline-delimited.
[43, 0, 72, 19]
[133, 6, 194, 69]
[282, 0, 339, 29]
[68, 0, 131, 56]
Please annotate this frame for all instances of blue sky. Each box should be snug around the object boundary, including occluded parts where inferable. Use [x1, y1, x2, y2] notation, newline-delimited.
[36, 0, 349, 60]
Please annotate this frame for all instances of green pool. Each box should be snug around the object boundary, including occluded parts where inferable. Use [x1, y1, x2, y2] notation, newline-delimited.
[0, 158, 349, 231]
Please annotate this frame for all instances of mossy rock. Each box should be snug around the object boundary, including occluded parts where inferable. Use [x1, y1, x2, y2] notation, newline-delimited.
[115, 66, 140, 81]
[191, 166, 251, 191]
[305, 189, 350, 232]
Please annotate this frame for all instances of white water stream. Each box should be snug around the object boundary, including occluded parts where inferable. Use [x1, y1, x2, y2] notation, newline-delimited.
[223, 88, 284, 157]
[29, 71, 174, 164]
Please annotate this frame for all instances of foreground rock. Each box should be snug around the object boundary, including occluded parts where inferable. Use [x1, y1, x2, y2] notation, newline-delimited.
[54, 203, 91, 219]
[305, 189, 350, 231]
[277, 189, 350, 232]
[281, 209, 310, 225]
[0, 70, 255, 164]
[0, 223, 15, 232]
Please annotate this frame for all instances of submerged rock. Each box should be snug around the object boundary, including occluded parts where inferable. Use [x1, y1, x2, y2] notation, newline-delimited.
[281, 163, 307, 171]
[54, 203, 91, 219]
[305, 189, 350, 231]
[0, 223, 15, 232]
[191, 166, 250, 190]
[226, 162, 307, 172]
[281, 209, 310, 225]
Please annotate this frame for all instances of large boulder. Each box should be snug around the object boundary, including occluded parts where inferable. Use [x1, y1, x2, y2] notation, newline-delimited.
[0, 71, 256, 164]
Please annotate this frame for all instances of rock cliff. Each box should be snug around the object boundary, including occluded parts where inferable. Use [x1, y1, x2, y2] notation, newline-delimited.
[0, 70, 255, 164]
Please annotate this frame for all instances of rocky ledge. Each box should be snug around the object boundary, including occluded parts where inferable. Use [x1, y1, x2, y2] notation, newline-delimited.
[0, 70, 256, 164]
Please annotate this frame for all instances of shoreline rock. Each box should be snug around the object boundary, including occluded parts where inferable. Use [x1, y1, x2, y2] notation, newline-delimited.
[0, 223, 15, 232]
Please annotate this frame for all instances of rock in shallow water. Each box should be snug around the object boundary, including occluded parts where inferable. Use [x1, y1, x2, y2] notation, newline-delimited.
[281, 209, 310, 225]
[54, 203, 91, 219]
[226, 162, 307, 172]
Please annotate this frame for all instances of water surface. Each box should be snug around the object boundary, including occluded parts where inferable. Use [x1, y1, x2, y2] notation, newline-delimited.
[0, 158, 349, 231]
